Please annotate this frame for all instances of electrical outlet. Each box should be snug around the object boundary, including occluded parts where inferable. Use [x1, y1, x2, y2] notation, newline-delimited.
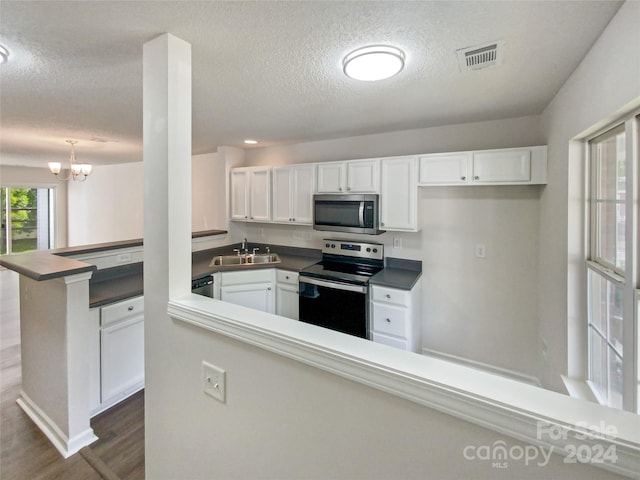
[116, 252, 132, 263]
[475, 243, 486, 258]
[202, 361, 226, 403]
[393, 237, 402, 249]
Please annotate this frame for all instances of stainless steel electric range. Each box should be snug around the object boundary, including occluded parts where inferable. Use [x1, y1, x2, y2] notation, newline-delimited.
[298, 239, 383, 339]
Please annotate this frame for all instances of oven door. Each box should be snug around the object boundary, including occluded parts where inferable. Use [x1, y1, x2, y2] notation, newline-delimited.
[298, 276, 368, 339]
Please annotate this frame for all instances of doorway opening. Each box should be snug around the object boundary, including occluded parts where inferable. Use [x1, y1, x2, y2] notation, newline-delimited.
[1, 187, 55, 255]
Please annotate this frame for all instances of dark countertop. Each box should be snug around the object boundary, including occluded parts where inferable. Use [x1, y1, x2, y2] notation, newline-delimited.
[370, 257, 422, 290]
[89, 243, 321, 307]
[0, 230, 227, 281]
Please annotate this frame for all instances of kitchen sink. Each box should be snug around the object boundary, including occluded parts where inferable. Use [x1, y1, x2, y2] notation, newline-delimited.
[209, 253, 281, 267]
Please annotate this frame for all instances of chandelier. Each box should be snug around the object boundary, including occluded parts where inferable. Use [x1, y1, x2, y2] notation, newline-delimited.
[48, 140, 92, 181]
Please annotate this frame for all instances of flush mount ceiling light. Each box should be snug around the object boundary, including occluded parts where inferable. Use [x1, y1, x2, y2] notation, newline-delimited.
[243, 139, 258, 145]
[343, 45, 405, 81]
[0, 45, 9, 64]
[48, 140, 93, 182]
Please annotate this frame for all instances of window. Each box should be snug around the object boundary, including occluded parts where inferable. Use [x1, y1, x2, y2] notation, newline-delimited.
[587, 117, 638, 412]
[0, 187, 54, 255]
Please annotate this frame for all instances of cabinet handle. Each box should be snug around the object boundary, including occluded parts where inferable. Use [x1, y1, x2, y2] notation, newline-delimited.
[347, 187, 351, 191]
[244, 216, 248, 219]
[285, 276, 290, 280]
[381, 222, 385, 227]
[292, 218, 295, 222]
[267, 287, 272, 291]
[385, 318, 391, 323]
[386, 294, 391, 299]
[128, 306, 134, 311]
[474, 176, 480, 180]
[461, 176, 466, 180]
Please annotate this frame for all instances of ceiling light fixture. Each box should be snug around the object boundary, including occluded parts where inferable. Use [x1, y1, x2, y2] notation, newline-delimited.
[244, 139, 258, 145]
[343, 45, 405, 81]
[48, 140, 93, 182]
[0, 45, 9, 64]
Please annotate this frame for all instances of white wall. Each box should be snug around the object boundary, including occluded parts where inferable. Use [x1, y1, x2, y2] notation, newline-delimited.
[65, 154, 227, 246]
[0, 165, 68, 248]
[240, 115, 545, 382]
[192, 152, 226, 232]
[67, 163, 144, 245]
[538, 0, 640, 391]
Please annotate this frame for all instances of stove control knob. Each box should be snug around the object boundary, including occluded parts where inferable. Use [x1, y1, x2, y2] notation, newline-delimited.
[366, 248, 371, 252]
[325, 243, 330, 248]
[372, 248, 378, 253]
[331, 244, 336, 248]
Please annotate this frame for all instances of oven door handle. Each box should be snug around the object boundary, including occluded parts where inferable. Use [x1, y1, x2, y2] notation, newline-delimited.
[299, 276, 367, 294]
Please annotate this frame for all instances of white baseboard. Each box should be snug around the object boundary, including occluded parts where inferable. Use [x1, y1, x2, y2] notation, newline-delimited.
[421, 347, 542, 387]
[17, 391, 98, 458]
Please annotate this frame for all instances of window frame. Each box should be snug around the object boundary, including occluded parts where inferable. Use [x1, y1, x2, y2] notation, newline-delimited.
[586, 114, 639, 413]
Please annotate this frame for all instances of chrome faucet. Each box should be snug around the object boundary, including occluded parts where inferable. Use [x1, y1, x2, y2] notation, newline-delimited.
[241, 237, 248, 253]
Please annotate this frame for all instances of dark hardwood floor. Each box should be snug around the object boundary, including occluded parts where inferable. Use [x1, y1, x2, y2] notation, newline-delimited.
[0, 269, 145, 480]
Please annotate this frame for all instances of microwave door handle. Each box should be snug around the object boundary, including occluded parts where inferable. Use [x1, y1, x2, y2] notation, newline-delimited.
[358, 202, 365, 227]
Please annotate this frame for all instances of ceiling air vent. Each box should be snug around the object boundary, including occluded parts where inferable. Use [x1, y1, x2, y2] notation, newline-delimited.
[456, 41, 504, 72]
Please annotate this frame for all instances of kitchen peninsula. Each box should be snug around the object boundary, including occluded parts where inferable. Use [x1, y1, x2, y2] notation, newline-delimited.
[0, 230, 229, 457]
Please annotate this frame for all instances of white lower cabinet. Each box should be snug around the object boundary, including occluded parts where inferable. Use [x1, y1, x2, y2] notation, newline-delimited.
[90, 295, 145, 415]
[370, 280, 422, 352]
[219, 269, 275, 314]
[276, 270, 299, 320]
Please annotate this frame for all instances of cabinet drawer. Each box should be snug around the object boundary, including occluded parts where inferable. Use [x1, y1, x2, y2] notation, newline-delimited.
[101, 296, 144, 327]
[221, 269, 273, 286]
[371, 303, 410, 337]
[276, 270, 298, 285]
[371, 332, 409, 351]
[371, 286, 410, 306]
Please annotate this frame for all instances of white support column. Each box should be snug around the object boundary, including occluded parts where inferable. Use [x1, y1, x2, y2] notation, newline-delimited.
[142, 33, 192, 474]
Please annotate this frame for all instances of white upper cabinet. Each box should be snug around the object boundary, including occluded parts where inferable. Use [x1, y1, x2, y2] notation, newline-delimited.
[272, 164, 315, 224]
[472, 149, 530, 183]
[316, 159, 379, 193]
[418, 146, 547, 186]
[230, 166, 271, 222]
[380, 156, 420, 232]
[418, 152, 470, 185]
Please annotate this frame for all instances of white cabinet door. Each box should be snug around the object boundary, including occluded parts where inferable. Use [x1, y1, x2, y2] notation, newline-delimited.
[248, 168, 271, 221]
[472, 149, 531, 183]
[230, 167, 271, 222]
[276, 283, 299, 320]
[316, 162, 346, 193]
[230, 169, 249, 220]
[380, 156, 418, 231]
[220, 283, 275, 313]
[418, 153, 470, 185]
[346, 159, 379, 193]
[100, 314, 144, 404]
[272, 167, 293, 223]
[276, 270, 299, 320]
[291, 164, 315, 224]
[272, 165, 315, 225]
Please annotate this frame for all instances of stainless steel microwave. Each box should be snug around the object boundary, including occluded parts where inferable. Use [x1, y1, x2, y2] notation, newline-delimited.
[313, 194, 385, 235]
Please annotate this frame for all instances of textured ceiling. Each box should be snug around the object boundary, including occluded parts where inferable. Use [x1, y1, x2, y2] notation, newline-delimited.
[0, 0, 623, 167]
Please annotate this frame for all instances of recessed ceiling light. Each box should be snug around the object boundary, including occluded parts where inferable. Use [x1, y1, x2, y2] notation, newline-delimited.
[244, 139, 258, 145]
[343, 45, 405, 81]
[0, 45, 9, 64]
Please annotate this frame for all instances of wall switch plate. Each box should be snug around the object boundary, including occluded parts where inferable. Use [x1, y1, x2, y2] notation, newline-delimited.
[393, 237, 402, 249]
[202, 361, 226, 403]
[475, 243, 486, 258]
